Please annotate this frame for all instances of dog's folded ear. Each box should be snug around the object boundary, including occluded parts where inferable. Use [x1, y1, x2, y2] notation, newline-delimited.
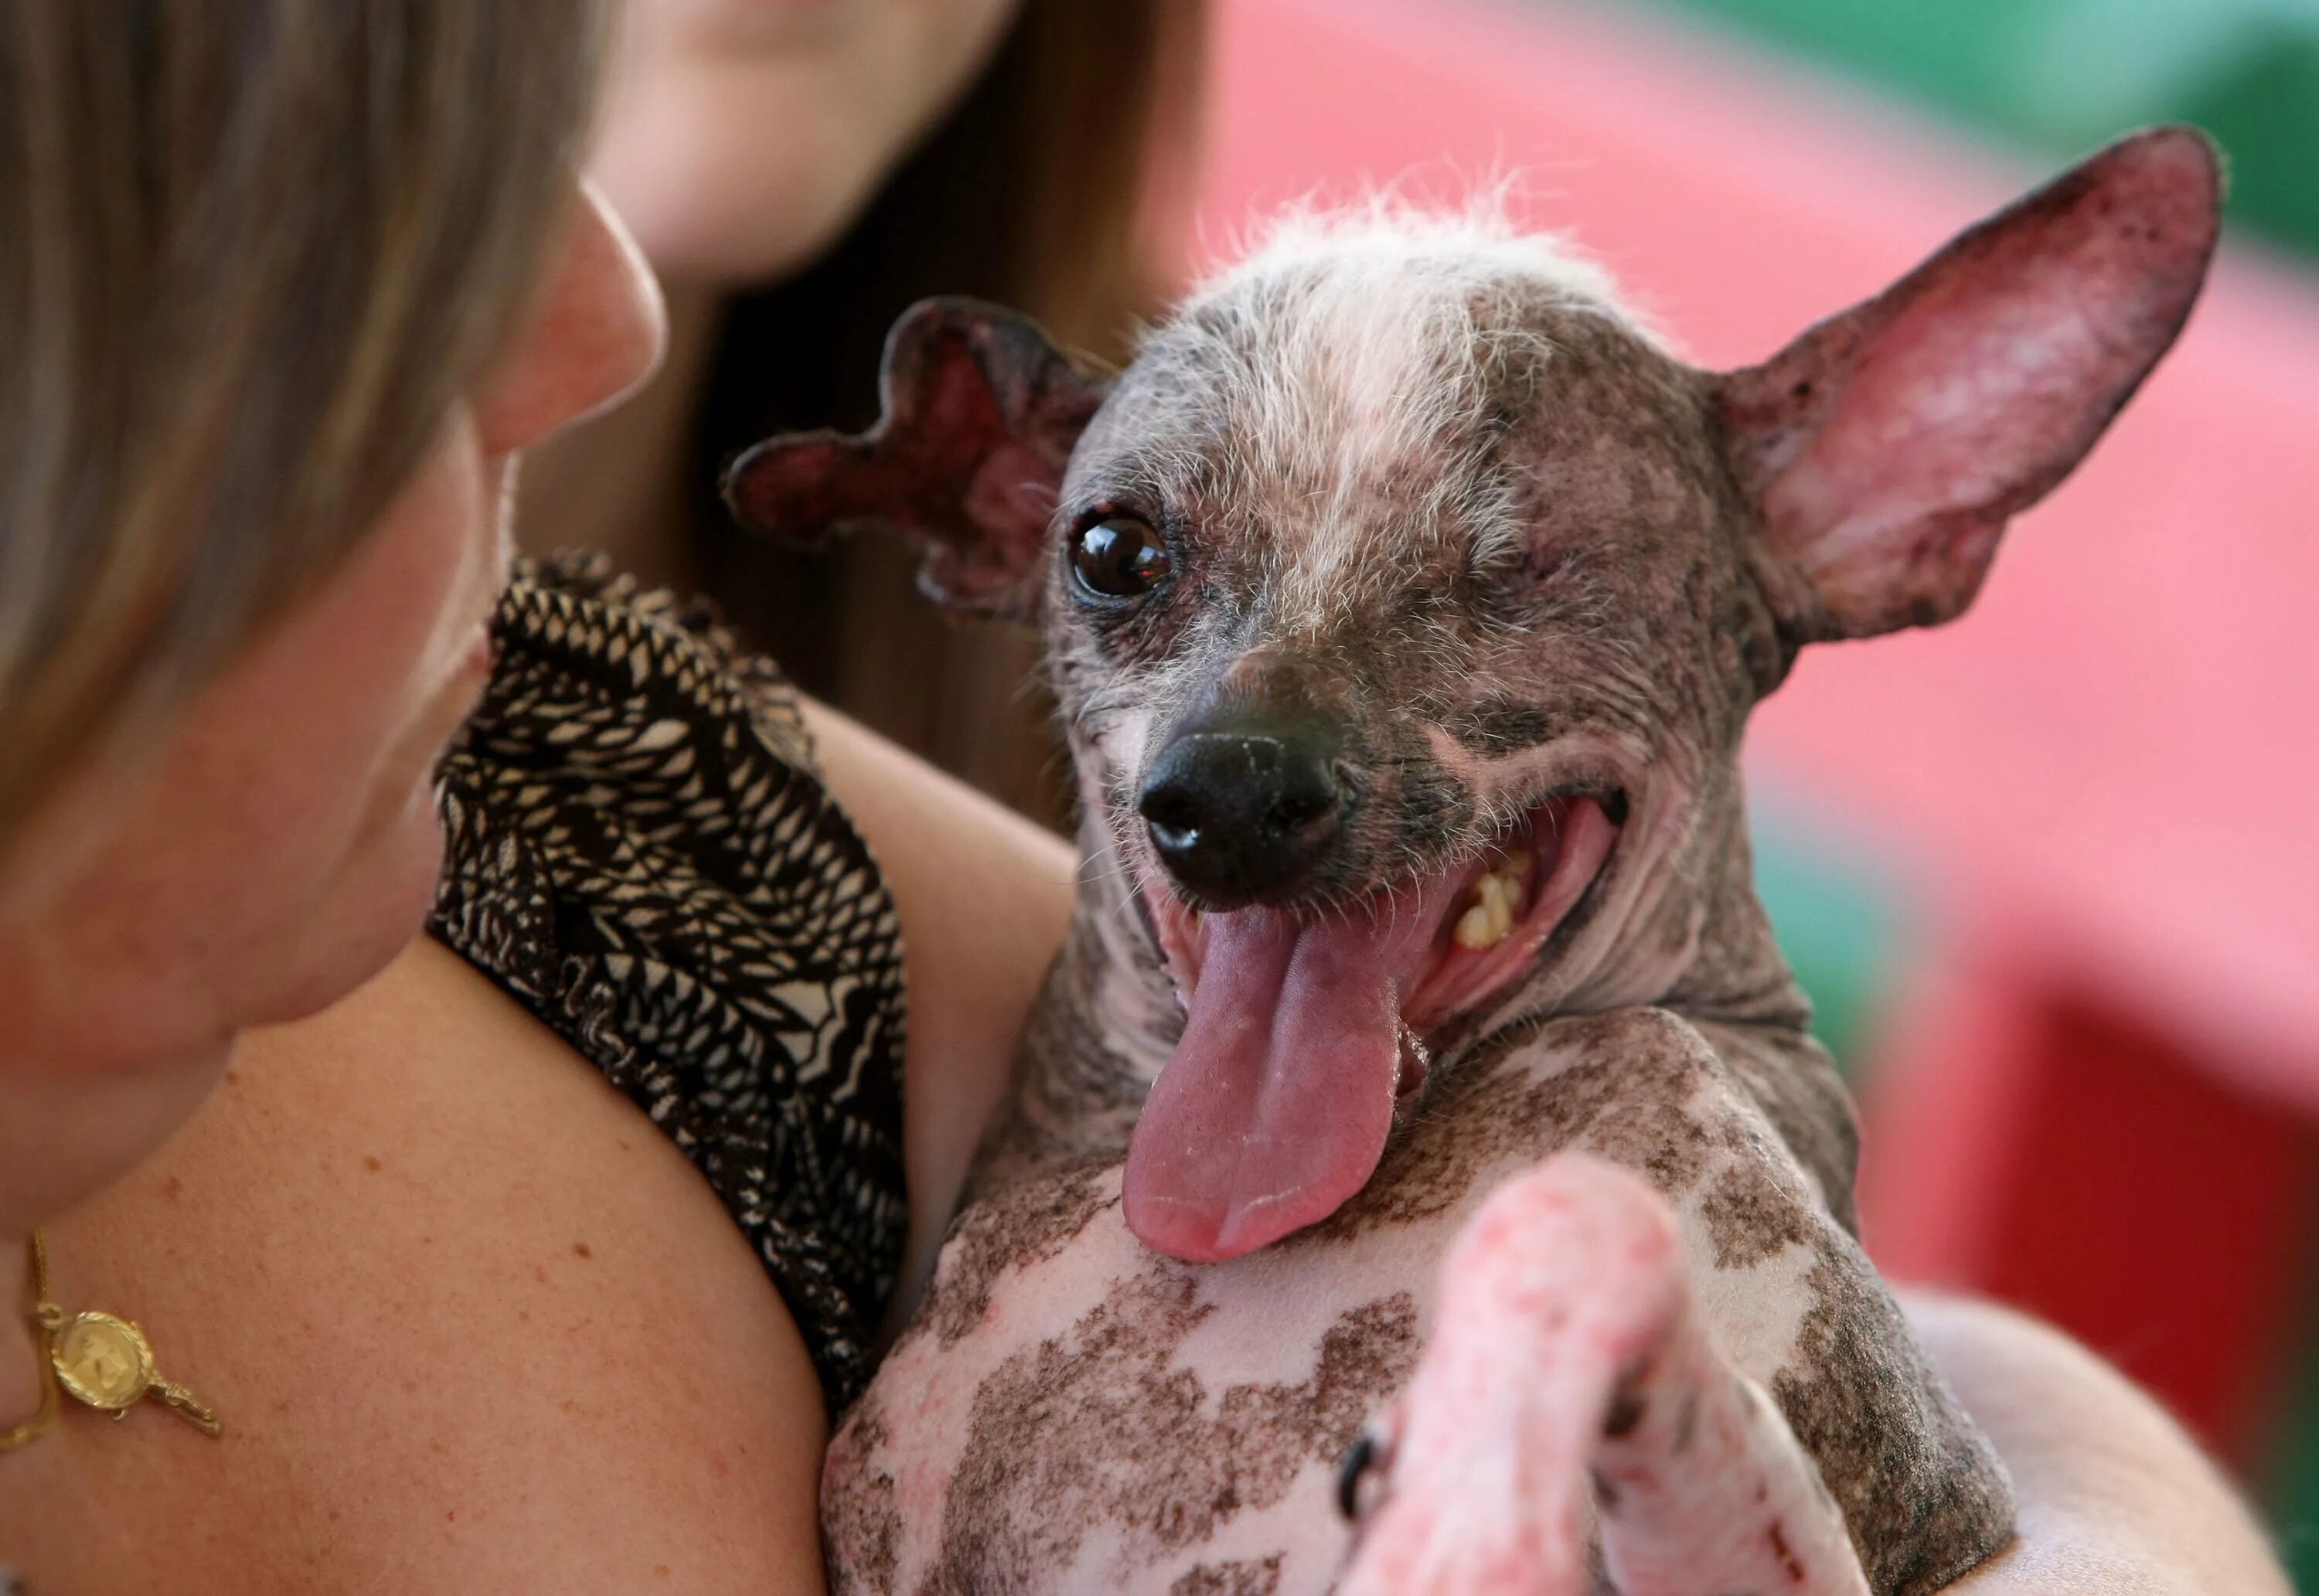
[722, 296, 1109, 620]
[1717, 125, 2221, 645]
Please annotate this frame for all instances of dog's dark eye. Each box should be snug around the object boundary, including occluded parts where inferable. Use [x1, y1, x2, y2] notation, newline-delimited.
[1069, 516, 1170, 601]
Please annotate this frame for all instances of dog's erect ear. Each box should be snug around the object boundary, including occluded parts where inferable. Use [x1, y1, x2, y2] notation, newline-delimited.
[1718, 125, 2220, 645]
[722, 296, 1108, 619]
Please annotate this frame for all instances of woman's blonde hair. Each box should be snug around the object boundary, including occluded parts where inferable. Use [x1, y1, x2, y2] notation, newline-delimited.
[0, 2, 608, 845]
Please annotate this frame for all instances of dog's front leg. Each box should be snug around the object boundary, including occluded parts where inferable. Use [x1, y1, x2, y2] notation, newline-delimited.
[1338, 1155, 1866, 1596]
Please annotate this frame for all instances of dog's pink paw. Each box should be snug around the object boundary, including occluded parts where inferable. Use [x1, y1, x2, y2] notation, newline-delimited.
[1336, 1155, 1868, 1596]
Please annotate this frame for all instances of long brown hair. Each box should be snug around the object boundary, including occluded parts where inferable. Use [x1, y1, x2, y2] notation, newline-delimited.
[0, 2, 608, 848]
[691, 0, 1206, 822]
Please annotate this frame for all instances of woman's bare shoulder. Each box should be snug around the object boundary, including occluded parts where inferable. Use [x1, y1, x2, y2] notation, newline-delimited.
[1905, 1291, 2293, 1595]
[2, 938, 827, 1595]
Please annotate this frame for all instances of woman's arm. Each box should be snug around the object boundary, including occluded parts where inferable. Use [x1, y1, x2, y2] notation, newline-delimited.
[1905, 1291, 2293, 1594]
[799, 699, 1078, 1322]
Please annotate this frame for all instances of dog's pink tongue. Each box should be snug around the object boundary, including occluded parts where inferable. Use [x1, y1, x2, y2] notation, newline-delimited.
[1124, 904, 1409, 1263]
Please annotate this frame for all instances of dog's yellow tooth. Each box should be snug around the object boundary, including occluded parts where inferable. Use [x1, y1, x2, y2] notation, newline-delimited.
[1503, 846, 1534, 880]
[1454, 900, 1503, 949]
[1487, 888, 1515, 940]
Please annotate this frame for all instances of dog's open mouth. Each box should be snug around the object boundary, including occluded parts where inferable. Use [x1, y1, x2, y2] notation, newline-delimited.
[1127, 795, 1621, 1263]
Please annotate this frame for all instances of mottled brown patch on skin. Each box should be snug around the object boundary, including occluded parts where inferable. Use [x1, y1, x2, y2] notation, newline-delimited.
[914, 1278, 1418, 1594]
[1772, 1246, 2014, 1596]
[1168, 1555, 1283, 1595]
[1701, 1158, 1814, 1270]
[1289, 1010, 1718, 1251]
[918, 1155, 1119, 1348]
[825, 1394, 903, 1596]
[1698, 1019, 1861, 1234]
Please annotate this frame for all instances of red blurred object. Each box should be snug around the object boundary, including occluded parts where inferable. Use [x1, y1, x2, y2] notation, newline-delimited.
[1861, 951, 2319, 1460]
[1189, 0, 2319, 1459]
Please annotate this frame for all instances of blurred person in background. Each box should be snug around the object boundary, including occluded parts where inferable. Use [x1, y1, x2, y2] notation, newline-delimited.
[520, 0, 1199, 822]
[0, 3, 2290, 1593]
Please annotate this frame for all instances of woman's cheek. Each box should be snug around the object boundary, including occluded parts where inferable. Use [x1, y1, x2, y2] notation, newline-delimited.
[591, 0, 1023, 284]
[163, 423, 497, 1025]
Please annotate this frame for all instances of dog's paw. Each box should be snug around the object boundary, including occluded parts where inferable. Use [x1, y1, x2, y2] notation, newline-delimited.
[1336, 1154, 1867, 1596]
[1335, 1154, 1678, 1596]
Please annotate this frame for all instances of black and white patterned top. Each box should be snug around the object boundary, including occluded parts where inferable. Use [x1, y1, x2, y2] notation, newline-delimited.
[429, 555, 907, 1410]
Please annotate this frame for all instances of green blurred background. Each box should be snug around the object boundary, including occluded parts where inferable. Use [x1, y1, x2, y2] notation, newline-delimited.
[1649, 0, 2319, 260]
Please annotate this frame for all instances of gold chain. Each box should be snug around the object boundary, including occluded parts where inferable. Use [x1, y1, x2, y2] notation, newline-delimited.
[0, 1233, 58, 1453]
[0, 1228, 222, 1451]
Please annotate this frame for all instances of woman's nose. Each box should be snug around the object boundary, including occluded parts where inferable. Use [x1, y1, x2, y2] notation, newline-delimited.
[474, 182, 667, 458]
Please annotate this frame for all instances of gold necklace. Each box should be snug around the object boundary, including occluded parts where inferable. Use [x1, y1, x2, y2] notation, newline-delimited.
[0, 1230, 220, 1453]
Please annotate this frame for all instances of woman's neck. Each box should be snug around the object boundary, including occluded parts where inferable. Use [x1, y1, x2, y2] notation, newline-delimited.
[0, 1026, 232, 1439]
[0, 1233, 39, 1434]
[513, 282, 727, 591]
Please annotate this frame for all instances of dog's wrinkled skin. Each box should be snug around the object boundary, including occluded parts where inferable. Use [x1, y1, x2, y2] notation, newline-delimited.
[730, 129, 2218, 1596]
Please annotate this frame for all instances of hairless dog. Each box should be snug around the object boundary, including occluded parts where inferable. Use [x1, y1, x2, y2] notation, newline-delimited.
[728, 127, 2219, 1595]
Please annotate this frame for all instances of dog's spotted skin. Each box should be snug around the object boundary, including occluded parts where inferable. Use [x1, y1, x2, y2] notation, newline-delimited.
[727, 129, 2220, 1596]
[831, 1011, 2001, 1595]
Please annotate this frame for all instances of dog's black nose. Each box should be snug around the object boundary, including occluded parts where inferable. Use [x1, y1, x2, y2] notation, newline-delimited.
[1139, 721, 1343, 903]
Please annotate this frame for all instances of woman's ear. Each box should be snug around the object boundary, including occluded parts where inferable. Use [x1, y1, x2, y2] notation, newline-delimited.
[1717, 126, 2221, 644]
[723, 297, 1109, 621]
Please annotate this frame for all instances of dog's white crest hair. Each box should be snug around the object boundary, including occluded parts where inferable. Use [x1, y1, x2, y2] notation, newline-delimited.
[1131, 193, 1658, 631]
[1194, 189, 1632, 315]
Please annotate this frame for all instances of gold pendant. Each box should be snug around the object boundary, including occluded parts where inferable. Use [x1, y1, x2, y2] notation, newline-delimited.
[41, 1306, 222, 1437]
